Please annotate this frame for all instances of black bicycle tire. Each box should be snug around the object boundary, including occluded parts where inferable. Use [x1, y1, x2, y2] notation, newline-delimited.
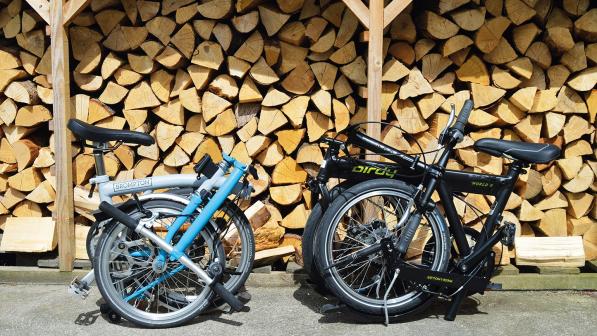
[315, 178, 451, 316]
[302, 182, 351, 289]
[212, 199, 255, 296]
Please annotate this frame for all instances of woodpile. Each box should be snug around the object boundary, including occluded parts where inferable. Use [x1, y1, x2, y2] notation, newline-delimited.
[0, 0, 596, 268]
[1, 0, 55, 238]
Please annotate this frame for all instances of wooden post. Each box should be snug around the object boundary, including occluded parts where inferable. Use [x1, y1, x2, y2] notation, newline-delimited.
[50, 0, 75, 271]
[366, 0, 384, 146]
[23, 0, 50, 24]
[384, 0, 413, 28]
[341, 0, 412, 145]
[342, 0, 370, 28]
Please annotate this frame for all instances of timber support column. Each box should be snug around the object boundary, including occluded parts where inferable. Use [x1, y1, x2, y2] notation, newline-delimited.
[341, 0, 412, 145]
[50, 0, 75, 271]
[366, 0, 384, 144]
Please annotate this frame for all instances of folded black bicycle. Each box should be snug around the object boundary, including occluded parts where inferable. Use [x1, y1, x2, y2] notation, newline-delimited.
[306, 99, 560, 323]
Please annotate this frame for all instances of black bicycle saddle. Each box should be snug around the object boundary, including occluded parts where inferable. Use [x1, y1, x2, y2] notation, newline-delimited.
[474, 138, 560, 164]
[67, 119, 154, 146]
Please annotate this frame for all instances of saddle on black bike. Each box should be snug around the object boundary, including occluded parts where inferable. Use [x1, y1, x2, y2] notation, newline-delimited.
[68, 119, 154, 146]
[474, 138, 560, 164]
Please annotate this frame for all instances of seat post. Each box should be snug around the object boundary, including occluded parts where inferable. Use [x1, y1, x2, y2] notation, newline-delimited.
[476, 160, 527, 246]
[93, 142, 108, 176]
[505, 160, 527, 180]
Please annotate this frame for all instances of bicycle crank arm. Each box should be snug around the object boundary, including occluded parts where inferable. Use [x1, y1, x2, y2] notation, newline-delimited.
[324, 243, 382, 271]
[456, 223, 513, 273]
[98, 202, 245, 311]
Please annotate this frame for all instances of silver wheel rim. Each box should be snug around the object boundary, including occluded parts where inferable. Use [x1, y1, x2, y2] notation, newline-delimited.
[96, 206, 219, 323]
[324, 188, 448, 309]
[92, 200, 252, 295]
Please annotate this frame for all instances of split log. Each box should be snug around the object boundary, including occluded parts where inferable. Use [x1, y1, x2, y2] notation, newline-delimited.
[270, 184, 302, 205]
[515, 236, 585, 267]
[14, 105, 51, 127]
[281, 203, 309, 229]
[4, 80, 38, 104]
[421, 11, 459, 40]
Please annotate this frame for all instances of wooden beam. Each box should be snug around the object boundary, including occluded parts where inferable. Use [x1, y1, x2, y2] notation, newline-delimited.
[366, 0, 383, 146]
[63, 0, 92, 25]
[384, 0, 412, 28]
[50, 0, 75, 272]
[341, 0, 370, 29]
[24, 0, 51, 24]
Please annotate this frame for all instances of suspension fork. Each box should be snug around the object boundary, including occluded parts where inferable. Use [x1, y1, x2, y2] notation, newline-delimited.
[395, 144, 453, 255]
[311, 144, 335, 208]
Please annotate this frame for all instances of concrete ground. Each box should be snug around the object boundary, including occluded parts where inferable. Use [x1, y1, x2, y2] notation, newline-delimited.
[0, 283, 595, 336]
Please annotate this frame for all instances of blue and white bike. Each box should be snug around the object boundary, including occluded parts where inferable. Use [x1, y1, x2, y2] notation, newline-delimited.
[67, 119, 256, 327]
[95, 153, 254, 327]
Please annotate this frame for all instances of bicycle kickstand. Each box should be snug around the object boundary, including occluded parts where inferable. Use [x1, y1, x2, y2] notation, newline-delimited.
[444, 289, 467, 321]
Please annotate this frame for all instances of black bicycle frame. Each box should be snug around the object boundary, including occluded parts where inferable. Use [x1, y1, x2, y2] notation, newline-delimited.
[313, 129, 526, 272]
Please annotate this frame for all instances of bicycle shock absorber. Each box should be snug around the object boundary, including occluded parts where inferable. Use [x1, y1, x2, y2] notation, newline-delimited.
[396, 212, 422, 254]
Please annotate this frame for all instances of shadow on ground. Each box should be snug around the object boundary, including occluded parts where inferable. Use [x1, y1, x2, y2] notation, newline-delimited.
[74, 295, 250, 328]
[292, 282, 486, 324]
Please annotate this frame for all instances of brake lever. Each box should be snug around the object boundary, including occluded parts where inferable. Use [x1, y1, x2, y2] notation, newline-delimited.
[439, 103, 457, 145]
[447, 103, 457, 127]
[340, 143, 350, 157]
[248, 165, 259, 179]
[88, 183, 96, 198]
[409, 155, 420, 170]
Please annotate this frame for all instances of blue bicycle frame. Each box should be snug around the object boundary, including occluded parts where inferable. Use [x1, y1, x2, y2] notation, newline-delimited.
[124, 153, 248, 301]
[166, 155, 246, 261]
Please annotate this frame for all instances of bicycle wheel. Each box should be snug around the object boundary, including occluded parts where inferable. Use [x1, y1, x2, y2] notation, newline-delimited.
[315, 179, 450, 316]
[211, 199, 255, 294]
[94, 200, 223, 328]
[88, 196, 254, 297]
[302, 183, 350, 289]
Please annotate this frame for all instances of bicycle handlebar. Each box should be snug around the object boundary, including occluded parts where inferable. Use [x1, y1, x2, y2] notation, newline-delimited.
[452, 99, 474, 134]
[99, 202, 139, 231]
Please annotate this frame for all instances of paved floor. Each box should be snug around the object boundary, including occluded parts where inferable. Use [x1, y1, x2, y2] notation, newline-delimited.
[0, 283, 595, 336]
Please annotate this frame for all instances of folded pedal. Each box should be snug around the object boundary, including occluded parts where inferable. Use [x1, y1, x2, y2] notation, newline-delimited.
[68, 277, 90, 300]
[500, 222, 516, 247]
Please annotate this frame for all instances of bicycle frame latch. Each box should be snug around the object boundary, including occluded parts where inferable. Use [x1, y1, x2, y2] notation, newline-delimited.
[88, 175, 109, 198]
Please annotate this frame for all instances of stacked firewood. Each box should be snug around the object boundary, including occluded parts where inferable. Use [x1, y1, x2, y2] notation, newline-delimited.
[1, 0, 56, 231]
[0, 0, 595, 265]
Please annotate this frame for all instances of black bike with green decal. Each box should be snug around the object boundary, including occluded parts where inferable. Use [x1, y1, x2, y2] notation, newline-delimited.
[302, 117, 437, 291]
[305, 99, 560, 323]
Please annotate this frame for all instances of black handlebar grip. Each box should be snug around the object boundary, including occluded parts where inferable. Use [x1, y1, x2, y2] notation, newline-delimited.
[211, 281, 245, 312]
[453, 99, 474, 133]
[99, 202, 139, 231]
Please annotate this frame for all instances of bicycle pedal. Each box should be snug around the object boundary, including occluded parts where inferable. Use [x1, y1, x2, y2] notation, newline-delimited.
[500, 222, 516, 247]
[68, 277, 90, 300]
[320, 302, 345, 314]
[237, 290, 252, 302]
[486, 282, 502, 290]
[99, 303, 122, 323]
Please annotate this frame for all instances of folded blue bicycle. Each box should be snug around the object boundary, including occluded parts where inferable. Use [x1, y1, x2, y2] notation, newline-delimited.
[67, 119, 256, 328]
